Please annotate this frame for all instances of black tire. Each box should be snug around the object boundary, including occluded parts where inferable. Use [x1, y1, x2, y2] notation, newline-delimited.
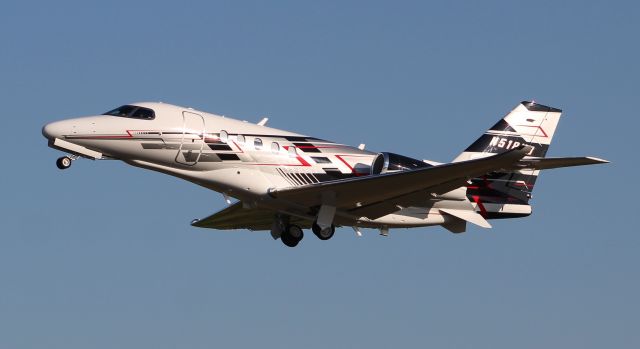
[281, 225, 304, 247]
[56, 156, 72, 170]
[281, 233, 299, 247]
[312, 222, 335, 240]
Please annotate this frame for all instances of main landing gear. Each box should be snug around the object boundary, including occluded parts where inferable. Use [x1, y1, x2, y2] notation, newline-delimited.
[281, 225, 304, 247]
[279, 222, 336, 247]
[312, 222, 335, 240]
[56, 155, 77, 170]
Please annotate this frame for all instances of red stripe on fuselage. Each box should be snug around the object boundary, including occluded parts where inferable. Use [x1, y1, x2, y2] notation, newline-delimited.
[334, 154, 369, 176]
[471, 195, 488, 218]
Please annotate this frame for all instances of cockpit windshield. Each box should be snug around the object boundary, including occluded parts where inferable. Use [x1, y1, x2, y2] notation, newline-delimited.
[103, 105, 155, 120]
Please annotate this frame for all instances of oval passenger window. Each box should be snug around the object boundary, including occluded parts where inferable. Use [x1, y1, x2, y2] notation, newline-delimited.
[271, 142, 280, 153]
[219, 130, 228, 143]
[254, 138, 263, 150]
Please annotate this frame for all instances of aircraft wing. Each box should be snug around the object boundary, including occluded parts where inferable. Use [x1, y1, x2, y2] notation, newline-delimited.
[269, 146, 532, 219]
[192, 147, 531, 230]
[192, 202, 311, 230]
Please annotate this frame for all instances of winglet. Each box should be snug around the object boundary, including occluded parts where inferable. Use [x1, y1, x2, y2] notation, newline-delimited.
[587, 157, 610, 164]
[257, 117, 269, 126]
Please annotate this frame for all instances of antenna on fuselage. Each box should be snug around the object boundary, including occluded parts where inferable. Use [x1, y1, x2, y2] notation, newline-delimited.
[257, 117, 269, 126]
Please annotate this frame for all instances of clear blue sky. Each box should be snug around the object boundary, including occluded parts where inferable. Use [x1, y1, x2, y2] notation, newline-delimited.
[1, 1, 637, 348]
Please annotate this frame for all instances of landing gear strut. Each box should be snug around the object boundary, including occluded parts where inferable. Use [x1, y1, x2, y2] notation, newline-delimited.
[281, 225, 304, 247]
[312, 222, 335, 240]
[56, 155, 75, 170]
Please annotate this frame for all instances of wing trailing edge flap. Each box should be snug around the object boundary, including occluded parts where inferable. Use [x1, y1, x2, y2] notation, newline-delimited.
[348, 185, 468, 220]
[191, 202, 309, 231]
[271, 146, 532, 220]
[516, 156, 609, 170]
[191, 202, 273, 230]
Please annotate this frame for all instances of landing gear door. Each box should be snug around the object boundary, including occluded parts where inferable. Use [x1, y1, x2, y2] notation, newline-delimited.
[176, 111, 206, 165]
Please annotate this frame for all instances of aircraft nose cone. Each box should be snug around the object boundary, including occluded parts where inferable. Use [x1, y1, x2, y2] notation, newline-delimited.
[42, 121, 65, 140]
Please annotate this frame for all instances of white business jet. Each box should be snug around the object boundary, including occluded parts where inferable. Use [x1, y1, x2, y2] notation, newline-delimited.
[42, 101, 607, 247]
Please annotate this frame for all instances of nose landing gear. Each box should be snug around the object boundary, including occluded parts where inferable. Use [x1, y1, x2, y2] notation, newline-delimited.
[56, 155, 77, 170]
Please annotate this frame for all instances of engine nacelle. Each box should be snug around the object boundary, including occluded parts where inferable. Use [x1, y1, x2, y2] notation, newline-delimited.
[379, 152, 433, 173]
[371, 153, 385, 175]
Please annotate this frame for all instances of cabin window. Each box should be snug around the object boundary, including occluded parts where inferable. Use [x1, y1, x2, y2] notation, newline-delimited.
[103, 105, 155, 120]
[236, 134, 245, 144]
[254, 138, 263, 150]
[219, 130, 228, 143]
[271, 142, 280, 153]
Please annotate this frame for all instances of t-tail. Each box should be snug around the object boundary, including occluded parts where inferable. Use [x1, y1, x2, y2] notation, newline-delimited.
[454, 101, 607, 219]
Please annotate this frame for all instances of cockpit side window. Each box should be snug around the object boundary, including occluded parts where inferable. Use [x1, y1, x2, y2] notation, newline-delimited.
[130, 107, 155, 120]
[103, 105, 136, 117]
[103, 105, 155, 120]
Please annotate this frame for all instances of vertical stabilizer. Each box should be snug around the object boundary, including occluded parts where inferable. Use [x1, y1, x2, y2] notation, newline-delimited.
[455, 101, 563, 218]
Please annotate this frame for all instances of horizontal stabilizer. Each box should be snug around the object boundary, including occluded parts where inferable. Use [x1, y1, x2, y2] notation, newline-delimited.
[516, 156, 609, 170]
[439, 208, 492, 229]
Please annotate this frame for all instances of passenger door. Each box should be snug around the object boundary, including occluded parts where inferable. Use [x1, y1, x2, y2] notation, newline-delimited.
[176, 111, 206, 165]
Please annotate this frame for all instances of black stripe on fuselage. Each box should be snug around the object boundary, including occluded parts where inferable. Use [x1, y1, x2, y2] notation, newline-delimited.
[208, 144, 233, 151]
[276, 168, 297, 186]
[141, 143, 180, 150]
[286, 172, 304, 186]
[315, 169, 357, 181]
[310, 156, 332, 164]
[181, 152, 240, 162]
[293, 143, 322, 153]
[484, 212, 532, 219]
[217, 153, 240, 161]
